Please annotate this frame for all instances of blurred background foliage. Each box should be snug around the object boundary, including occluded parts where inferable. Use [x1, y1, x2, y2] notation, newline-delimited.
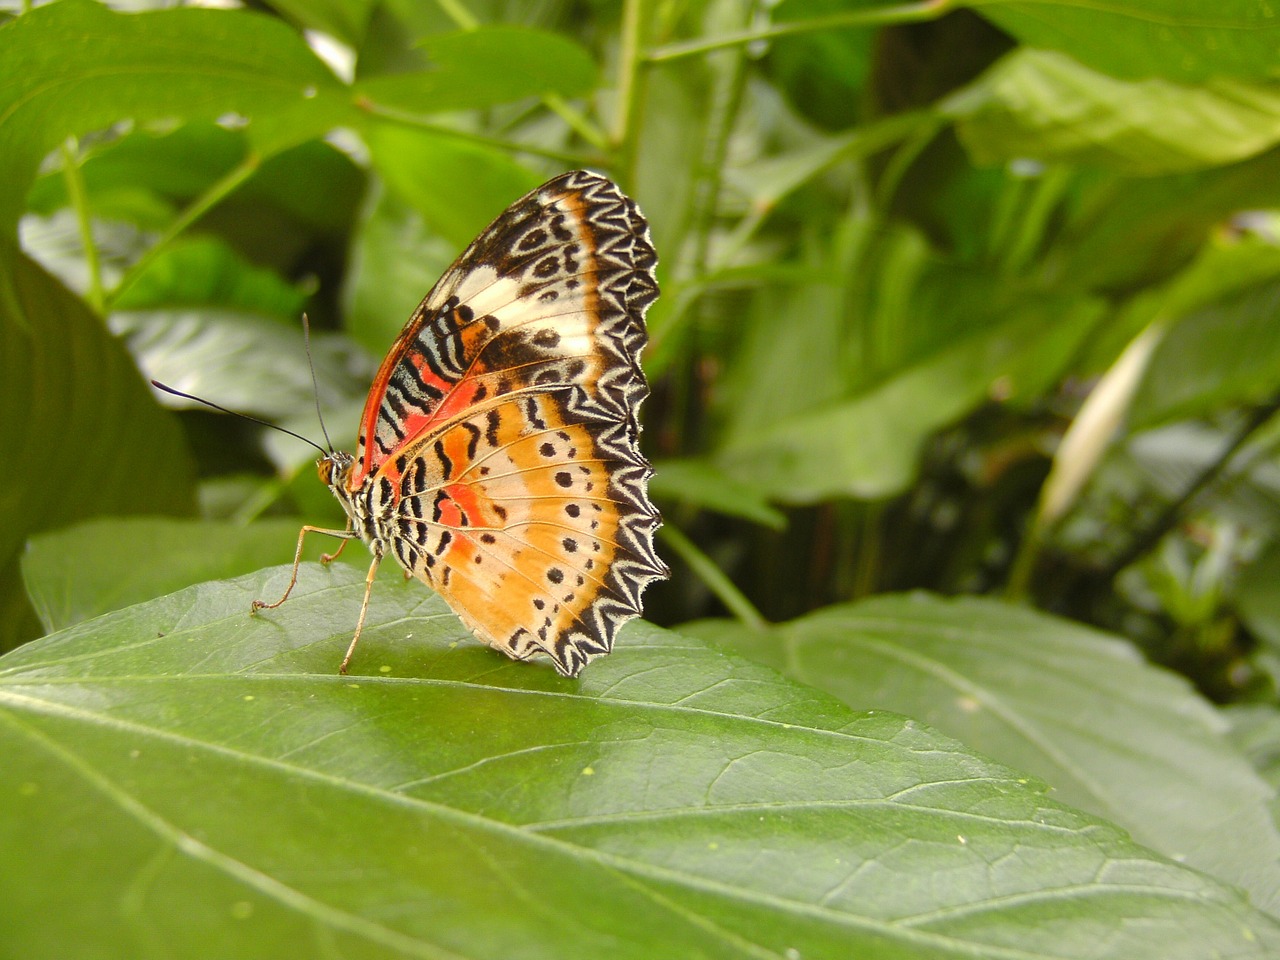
[8, 0, 1280, 944]
[5, 1, 1280, 750]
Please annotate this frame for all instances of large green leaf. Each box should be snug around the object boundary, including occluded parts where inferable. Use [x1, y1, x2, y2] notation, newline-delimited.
[354, 26, 597, 114]
[945, 49, 1280, 176]
[1129, 279, 1280, 429]
[1239, 539, 1280, 656]
[112, 308, 371, 421]
[649, 459, 787, 529]
[342, 177, 461, 355]
[690, 594, 1280, 915]
[363, 125, 544, 250]
[111, 237, 308, 319]
[1050, 147, 1280, 294]
[0, 254, 195, 647]
[0, 0, 351, 245]
[21, 517, 365, 633]
[975, 0, 1280, 83]
[2, 568, 1278, 958]
[716, 292, 1102, 503]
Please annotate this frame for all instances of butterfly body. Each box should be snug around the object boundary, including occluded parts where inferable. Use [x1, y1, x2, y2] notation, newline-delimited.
[293, 171, 667, 677]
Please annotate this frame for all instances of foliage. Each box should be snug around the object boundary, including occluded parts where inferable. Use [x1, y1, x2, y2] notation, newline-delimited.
[4, 1, 1280, 957]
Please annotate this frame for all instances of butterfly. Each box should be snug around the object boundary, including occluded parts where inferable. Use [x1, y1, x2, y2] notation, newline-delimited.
[255, 171, 668, 678]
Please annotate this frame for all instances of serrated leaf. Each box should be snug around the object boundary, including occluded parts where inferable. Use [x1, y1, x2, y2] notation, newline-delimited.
[691, 593, 1280, 914]
[2, 569, 1279, 958]
[945, 49, 1280, 176]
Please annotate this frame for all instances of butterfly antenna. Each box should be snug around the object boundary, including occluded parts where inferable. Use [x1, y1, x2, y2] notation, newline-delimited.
[301, 313, 336, 453]
[150, 380, 330, 458]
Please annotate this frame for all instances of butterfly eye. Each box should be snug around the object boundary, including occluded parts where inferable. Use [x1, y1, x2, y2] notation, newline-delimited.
[316, 458, 333, 485]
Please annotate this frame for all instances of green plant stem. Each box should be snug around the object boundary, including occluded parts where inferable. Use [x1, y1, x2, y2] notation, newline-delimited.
[685, 36, 748, 280]
[873, 115, 943, 210]
[358, 101, 596, 166]
[434, 0, 478, 29]
[1103, 392, 1280, 578]
[60, 139, 104, 314]
[646, 1, 952, 63]
[1000, 166, 1074, 275]
[658, 524, 767, 630]
[108, 153, 261, 309]
[542, 94, 611, 153]
[611, 0, 647, 178]
[1004, 520, 1043, 602]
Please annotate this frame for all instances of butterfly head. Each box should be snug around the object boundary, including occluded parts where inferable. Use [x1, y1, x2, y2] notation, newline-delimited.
[317, 451, 355, 492]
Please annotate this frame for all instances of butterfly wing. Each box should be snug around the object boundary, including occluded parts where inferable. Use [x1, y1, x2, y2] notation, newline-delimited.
[353, 171, 667, 676]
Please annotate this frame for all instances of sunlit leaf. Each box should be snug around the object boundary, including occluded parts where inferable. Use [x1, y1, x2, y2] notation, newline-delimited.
[692, 593, 1280, 914]
[976, 0, 1280, 83]
[113, 309, 371, 421]
[0, 0, 352, 245]
[946, 49, 1280, 176]
[2, 569, 1278, 958]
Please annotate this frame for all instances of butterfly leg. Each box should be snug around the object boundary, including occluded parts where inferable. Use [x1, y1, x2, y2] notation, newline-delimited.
[339, 550, 383, 675]
[320, 538, 351, 564]
[253, 524, 357, 614]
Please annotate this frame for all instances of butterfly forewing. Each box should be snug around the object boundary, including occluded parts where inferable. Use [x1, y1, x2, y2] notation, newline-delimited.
[339, 171, 666, 676]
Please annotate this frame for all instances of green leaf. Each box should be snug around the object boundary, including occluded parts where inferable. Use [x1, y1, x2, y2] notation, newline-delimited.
[1080, 229, 1280, 375]
[342, 177, 459, 355]
[0, 253, 195, 647]
[975, 0, 1280, 83]
[1238, 539, 1280, 656]
[691, 593, 1280, 914]
[1129, 279, 1280, 428]
[27, 122, 248, 222]
[649, 459, 787, 529]
[264, 0, 376, 47]
[354, 26, 597, 114]
[21, 517, 364, 633]
[363, 125, 543, 249]
[763, 0, 876, 130]
[112, 308, 371, 421]
[945, 49, 1280, 176]
[111, 237, 308, 319]
[2, 569, 1278, 957]
[1225, 704, 1280, 819]
[0, 0, 352, 245]
[716, 293, 1103, 503]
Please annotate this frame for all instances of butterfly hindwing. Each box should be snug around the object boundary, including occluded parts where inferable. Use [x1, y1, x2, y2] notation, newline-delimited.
[344, 171, 665, 676]
[381, 395, 663, 675]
